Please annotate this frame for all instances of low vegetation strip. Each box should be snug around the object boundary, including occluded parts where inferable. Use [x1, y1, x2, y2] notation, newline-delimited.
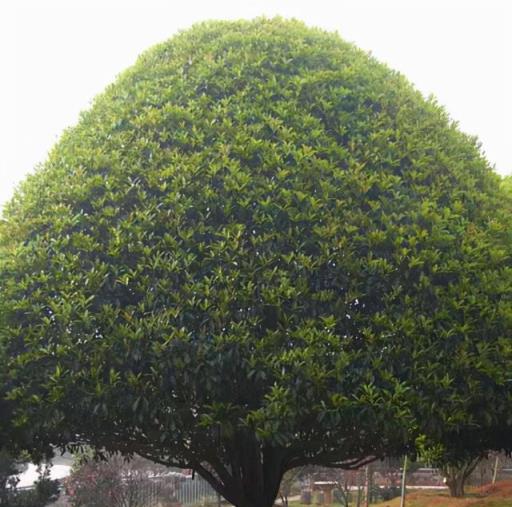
[371, 480, 512, 507]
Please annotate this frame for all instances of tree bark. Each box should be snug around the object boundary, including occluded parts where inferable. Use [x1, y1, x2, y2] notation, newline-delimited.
[446, 475, 466, 498]
[442, 457, 482, 498]
[185, 431, 378, 507]
[192, 434, 285, 507]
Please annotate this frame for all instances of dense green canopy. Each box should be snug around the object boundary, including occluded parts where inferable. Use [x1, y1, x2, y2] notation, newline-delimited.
[1, 18, 511, 507]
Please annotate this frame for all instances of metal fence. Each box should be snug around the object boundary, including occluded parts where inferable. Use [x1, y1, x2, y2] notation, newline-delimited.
[178, 476, 219, 506]
[34, 474, 220, 507]
[130, 474, 219, 507]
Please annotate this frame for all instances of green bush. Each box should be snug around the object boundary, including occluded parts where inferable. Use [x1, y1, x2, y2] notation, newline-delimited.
[379, 486, 401, 501]
[1, 18, 511, 507]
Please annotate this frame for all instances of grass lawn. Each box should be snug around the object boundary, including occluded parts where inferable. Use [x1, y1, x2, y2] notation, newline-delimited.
[289, 481, 512, 507]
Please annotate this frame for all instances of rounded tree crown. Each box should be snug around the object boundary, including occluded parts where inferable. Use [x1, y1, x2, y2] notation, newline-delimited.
[1, 18, 510, 464]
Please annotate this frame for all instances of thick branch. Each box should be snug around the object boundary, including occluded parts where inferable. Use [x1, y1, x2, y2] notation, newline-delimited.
[193, 461, 240, 507]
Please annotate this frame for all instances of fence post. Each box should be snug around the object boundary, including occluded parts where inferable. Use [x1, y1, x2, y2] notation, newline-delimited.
[400, 455, 408, 507]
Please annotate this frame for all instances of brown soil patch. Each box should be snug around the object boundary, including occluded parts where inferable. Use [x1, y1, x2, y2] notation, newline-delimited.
[373, 480, 512, 507]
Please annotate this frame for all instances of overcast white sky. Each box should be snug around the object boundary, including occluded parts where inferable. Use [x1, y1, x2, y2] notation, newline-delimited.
[0, 0, 510, 211]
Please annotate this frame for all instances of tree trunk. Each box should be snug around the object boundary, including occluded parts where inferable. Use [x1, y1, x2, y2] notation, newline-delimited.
[446, 475, 466, 498]
[192, 435, 285, 507]
[189, 432, 375, 507]
[442, 457, 482, 498]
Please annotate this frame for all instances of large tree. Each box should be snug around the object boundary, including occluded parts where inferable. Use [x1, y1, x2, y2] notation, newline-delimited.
[1, 18, 511, 507]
